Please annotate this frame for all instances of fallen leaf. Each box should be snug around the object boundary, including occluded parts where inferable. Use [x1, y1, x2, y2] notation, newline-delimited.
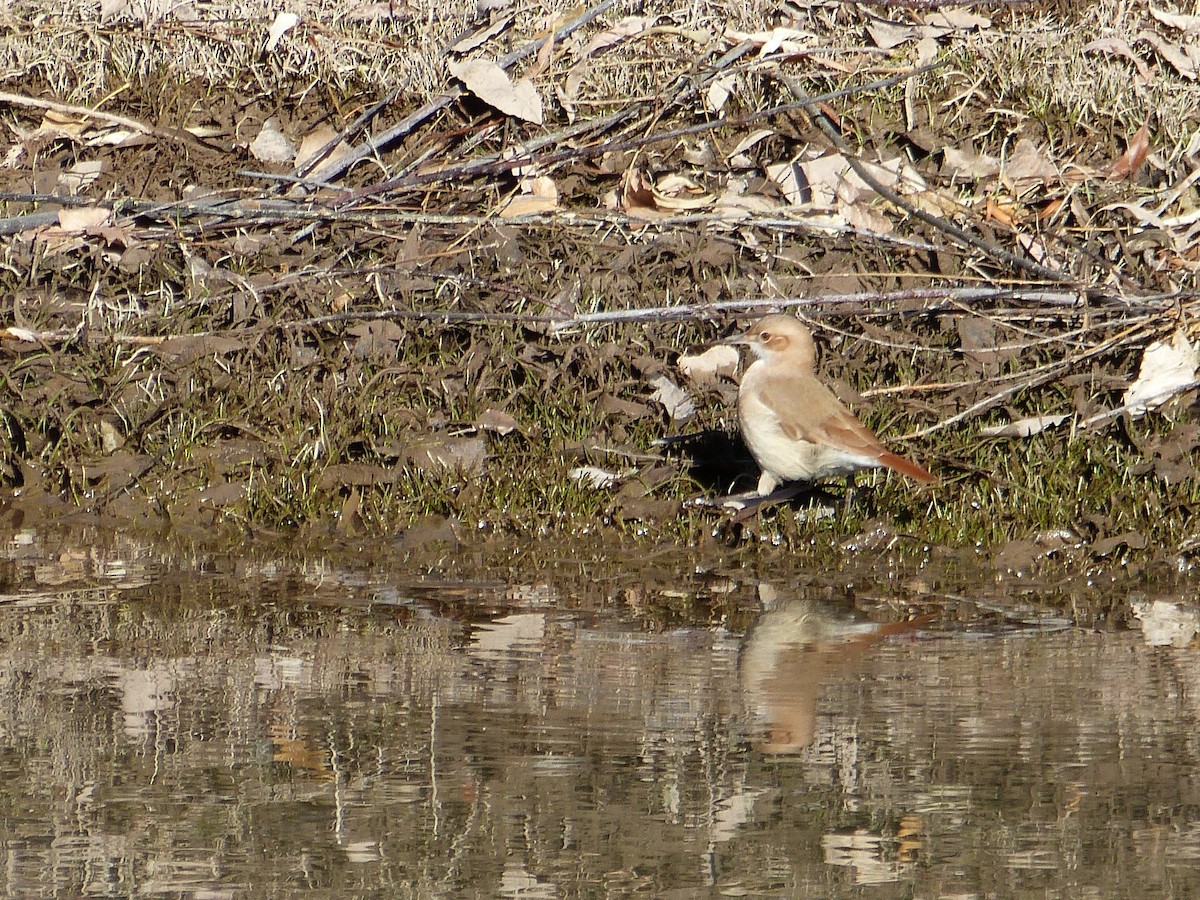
[295, 125, 353, 179]
[1083, 37, 1152, 82]
[448, 58, 543, 124]
[1149, 5, 1200, 35]
[1107, 122, 1151, 182]
[651, 173, 714, 211]
[678, 344, 740, 385]
[1137, 30, 1200, 79]
[979, 414, 1069, 438]
[58, 160, 106, 194]
[250, 118, 295, 164]
[1123, 329, 1200, 414]
[499, 175, 558, 216]
[578, 16, 647, 58]
[449, 14, 513, 53]
[570, 466, 623, 489]
[57, 207, 110, 232]
[1002, 139, 1059, 193]
[649, 374, 696, 422]
[266, 12, 299, 52]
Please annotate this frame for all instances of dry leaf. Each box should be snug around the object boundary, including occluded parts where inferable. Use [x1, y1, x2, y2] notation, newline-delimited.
[499, 175, 558, 216]
[1123, 329, 1200, 414]
[266, 12, 299, 51]
[649, 374, 696, 422]
[578, 15, 647, 58]
[677, 345, 740, 385]
[474, 408, 520, 435]
[1149, 5, 1200, 35]
[1137, 30, 1200, 79]
[57, 207, 110, 232]
[250, 118, 295, 164]
[1107, 122, 1151, 182]
[570, 466, 623, 489]
[450, 14, 513, 53]
[651, 173, 714, 211]
[1083, 37, 1152, 82]
[448, 58, 543, 124]
[58, 160, 106, 194]
[979, 415, 1069, 438]
[295, 125, 353, 180]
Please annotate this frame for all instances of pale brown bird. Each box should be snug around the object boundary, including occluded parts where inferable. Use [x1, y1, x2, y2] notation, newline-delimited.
[730, 315, 935, 496]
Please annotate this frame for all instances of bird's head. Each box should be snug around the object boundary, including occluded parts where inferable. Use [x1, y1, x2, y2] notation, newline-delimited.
[729, 315, 817, 369]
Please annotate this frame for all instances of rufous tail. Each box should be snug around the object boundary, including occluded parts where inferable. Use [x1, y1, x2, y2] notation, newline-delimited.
[878, 450, 936, 484]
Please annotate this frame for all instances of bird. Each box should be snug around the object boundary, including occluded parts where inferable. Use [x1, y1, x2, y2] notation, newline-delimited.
[729, 315, 935, 496]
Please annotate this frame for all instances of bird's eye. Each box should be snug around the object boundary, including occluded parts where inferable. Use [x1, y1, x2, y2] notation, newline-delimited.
[759, 331, 771, 341]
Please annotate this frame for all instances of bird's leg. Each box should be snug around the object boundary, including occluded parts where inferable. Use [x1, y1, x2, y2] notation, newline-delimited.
[842, 472, 857, 513]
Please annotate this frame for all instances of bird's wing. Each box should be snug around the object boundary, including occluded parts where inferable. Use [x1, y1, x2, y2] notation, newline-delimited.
[759, 370, 886, 453]
[760, 370, 936, 483]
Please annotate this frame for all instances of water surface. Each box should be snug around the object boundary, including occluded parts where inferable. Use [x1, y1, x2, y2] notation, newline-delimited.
[0, 528, 1197, 898]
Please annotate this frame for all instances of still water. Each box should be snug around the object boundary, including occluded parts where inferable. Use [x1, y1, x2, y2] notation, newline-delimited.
[0, 528, 1198, 898]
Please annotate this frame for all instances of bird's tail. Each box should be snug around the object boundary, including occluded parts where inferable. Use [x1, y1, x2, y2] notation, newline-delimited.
[878, 451, 936, 484]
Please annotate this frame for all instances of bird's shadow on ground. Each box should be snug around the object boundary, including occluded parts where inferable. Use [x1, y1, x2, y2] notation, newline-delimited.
[663, 429, 866, 521]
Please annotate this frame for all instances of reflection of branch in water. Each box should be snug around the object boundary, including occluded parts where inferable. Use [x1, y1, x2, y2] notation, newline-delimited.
[739, 591, 931, 755]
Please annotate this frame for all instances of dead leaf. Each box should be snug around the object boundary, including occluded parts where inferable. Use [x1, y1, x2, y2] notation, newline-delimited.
[266, 12, 299, 52]
[1137, 30, 1200, 79]
[1123, 329, 1200, 414]
[979, 415, 1069, 438]
[1083, 37, 1152, 82]
[1107, 122, 1151, 182]
[578, 16, 647, 58]
[250, 118, 295, 164]
[678, 344, 740, 385]
[651, 173, 714, 211]
[57, 207, 110, 232]
[475, 408, 520, 435]
[448, 58, 543, 124]
[449, 14, 513, 53]
[1002, 139, 1059, 194]
[58, 160, 106, 194]
[1149, 5, 1200, 35]
[499, 175, 558, 216]
[649, 374, 696, 422]
[570, 466, 624, 488]
[295, 125, 353, 179]
[942, 145, 1001, 180]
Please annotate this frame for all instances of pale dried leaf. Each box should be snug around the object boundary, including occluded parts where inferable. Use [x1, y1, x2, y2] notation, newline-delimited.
[578, 15, 647, 58]
[499, 175, 558, 216]
[728, 128, 775, 159]
[979, 414, 1069, 438]
[1123, 329, 1200, 414]
[295, 125, 354, 180]
[58, 160, 106, 194]
[450, 14, 512, 53]
[250, 118, 295, 164]
[570, 466, 622, 489]
[266, 12, 299, 52]
[448, 58, 543, 124]
[678, 344, 740, 385]
[57, 207, 110, 232]
[867, 19, 914, 49]
[1150, 5, 1200, 34]
[649, 374, 696, 422]
[942, 145, 1001, 180]
[1083, 37, 1152, 81]
[651, 173, 714, 211]
[1002, 139, 1059, 193]
[5, 326, 38, 342]
[706, 75, 735, 113]
[923, 8, 990, 30]
[1137, 30, 1199, 79]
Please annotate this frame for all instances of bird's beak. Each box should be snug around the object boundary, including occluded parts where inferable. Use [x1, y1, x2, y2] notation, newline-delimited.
[725, 331, 752, 347]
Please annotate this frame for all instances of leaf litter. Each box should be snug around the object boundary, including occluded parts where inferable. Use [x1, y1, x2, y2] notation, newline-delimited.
[1, 0, 1200, 572]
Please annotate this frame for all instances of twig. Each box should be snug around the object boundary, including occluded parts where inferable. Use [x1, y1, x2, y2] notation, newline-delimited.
[0, 90, 218, 152]
[312, 0, 619, 187]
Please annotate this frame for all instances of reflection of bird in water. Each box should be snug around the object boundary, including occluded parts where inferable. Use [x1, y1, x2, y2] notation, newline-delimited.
[739, 588, 930, 755]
